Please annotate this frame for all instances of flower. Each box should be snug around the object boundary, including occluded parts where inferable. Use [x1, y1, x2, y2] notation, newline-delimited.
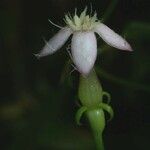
[35, 8, 132, 75]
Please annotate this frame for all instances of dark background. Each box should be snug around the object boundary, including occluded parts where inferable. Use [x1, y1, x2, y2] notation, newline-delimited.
[0, 0, 150, 149]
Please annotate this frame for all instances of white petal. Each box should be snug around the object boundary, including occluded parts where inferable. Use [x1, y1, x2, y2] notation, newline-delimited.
[35, 27, 72, 58]
[94, 23, 132, 51]
[71, 31, 97, 75]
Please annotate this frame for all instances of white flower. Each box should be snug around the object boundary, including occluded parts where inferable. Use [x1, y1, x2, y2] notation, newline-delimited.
[36, 8, 132, 75]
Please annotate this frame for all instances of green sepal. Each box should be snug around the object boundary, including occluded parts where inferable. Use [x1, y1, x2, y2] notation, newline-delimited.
[99, 103, 114, 121]
[102, 91, 111, 104]
[75, 106, 87, 125]
[78, 70, 103, 107]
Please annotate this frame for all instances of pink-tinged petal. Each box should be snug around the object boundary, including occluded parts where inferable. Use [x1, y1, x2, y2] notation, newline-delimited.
[71, 31, 97, 75]
[94, 23, 133, 51]
[35, 27, 72, 58]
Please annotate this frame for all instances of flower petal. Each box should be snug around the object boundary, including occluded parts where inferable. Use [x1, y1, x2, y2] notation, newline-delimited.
[94, 23, 132, 51]
[71, 31, 97, 75]
[35, 27, 72, 58]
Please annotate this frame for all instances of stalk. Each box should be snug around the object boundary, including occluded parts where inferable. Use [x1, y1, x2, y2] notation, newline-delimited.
[86, 109, 105, 150]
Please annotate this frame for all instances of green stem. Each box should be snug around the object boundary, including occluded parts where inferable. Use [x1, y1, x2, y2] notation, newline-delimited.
[86, 109, 105, 150]
[94, 131, 104, 150]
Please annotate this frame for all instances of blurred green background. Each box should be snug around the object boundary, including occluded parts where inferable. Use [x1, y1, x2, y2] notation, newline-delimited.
[0, 0, 150, 150]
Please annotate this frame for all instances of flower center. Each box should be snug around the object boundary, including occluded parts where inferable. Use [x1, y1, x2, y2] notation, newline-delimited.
[64, 8, 100, 31]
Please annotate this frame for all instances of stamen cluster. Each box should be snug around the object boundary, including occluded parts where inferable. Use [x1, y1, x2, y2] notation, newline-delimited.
[64, 8, 99, 31]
